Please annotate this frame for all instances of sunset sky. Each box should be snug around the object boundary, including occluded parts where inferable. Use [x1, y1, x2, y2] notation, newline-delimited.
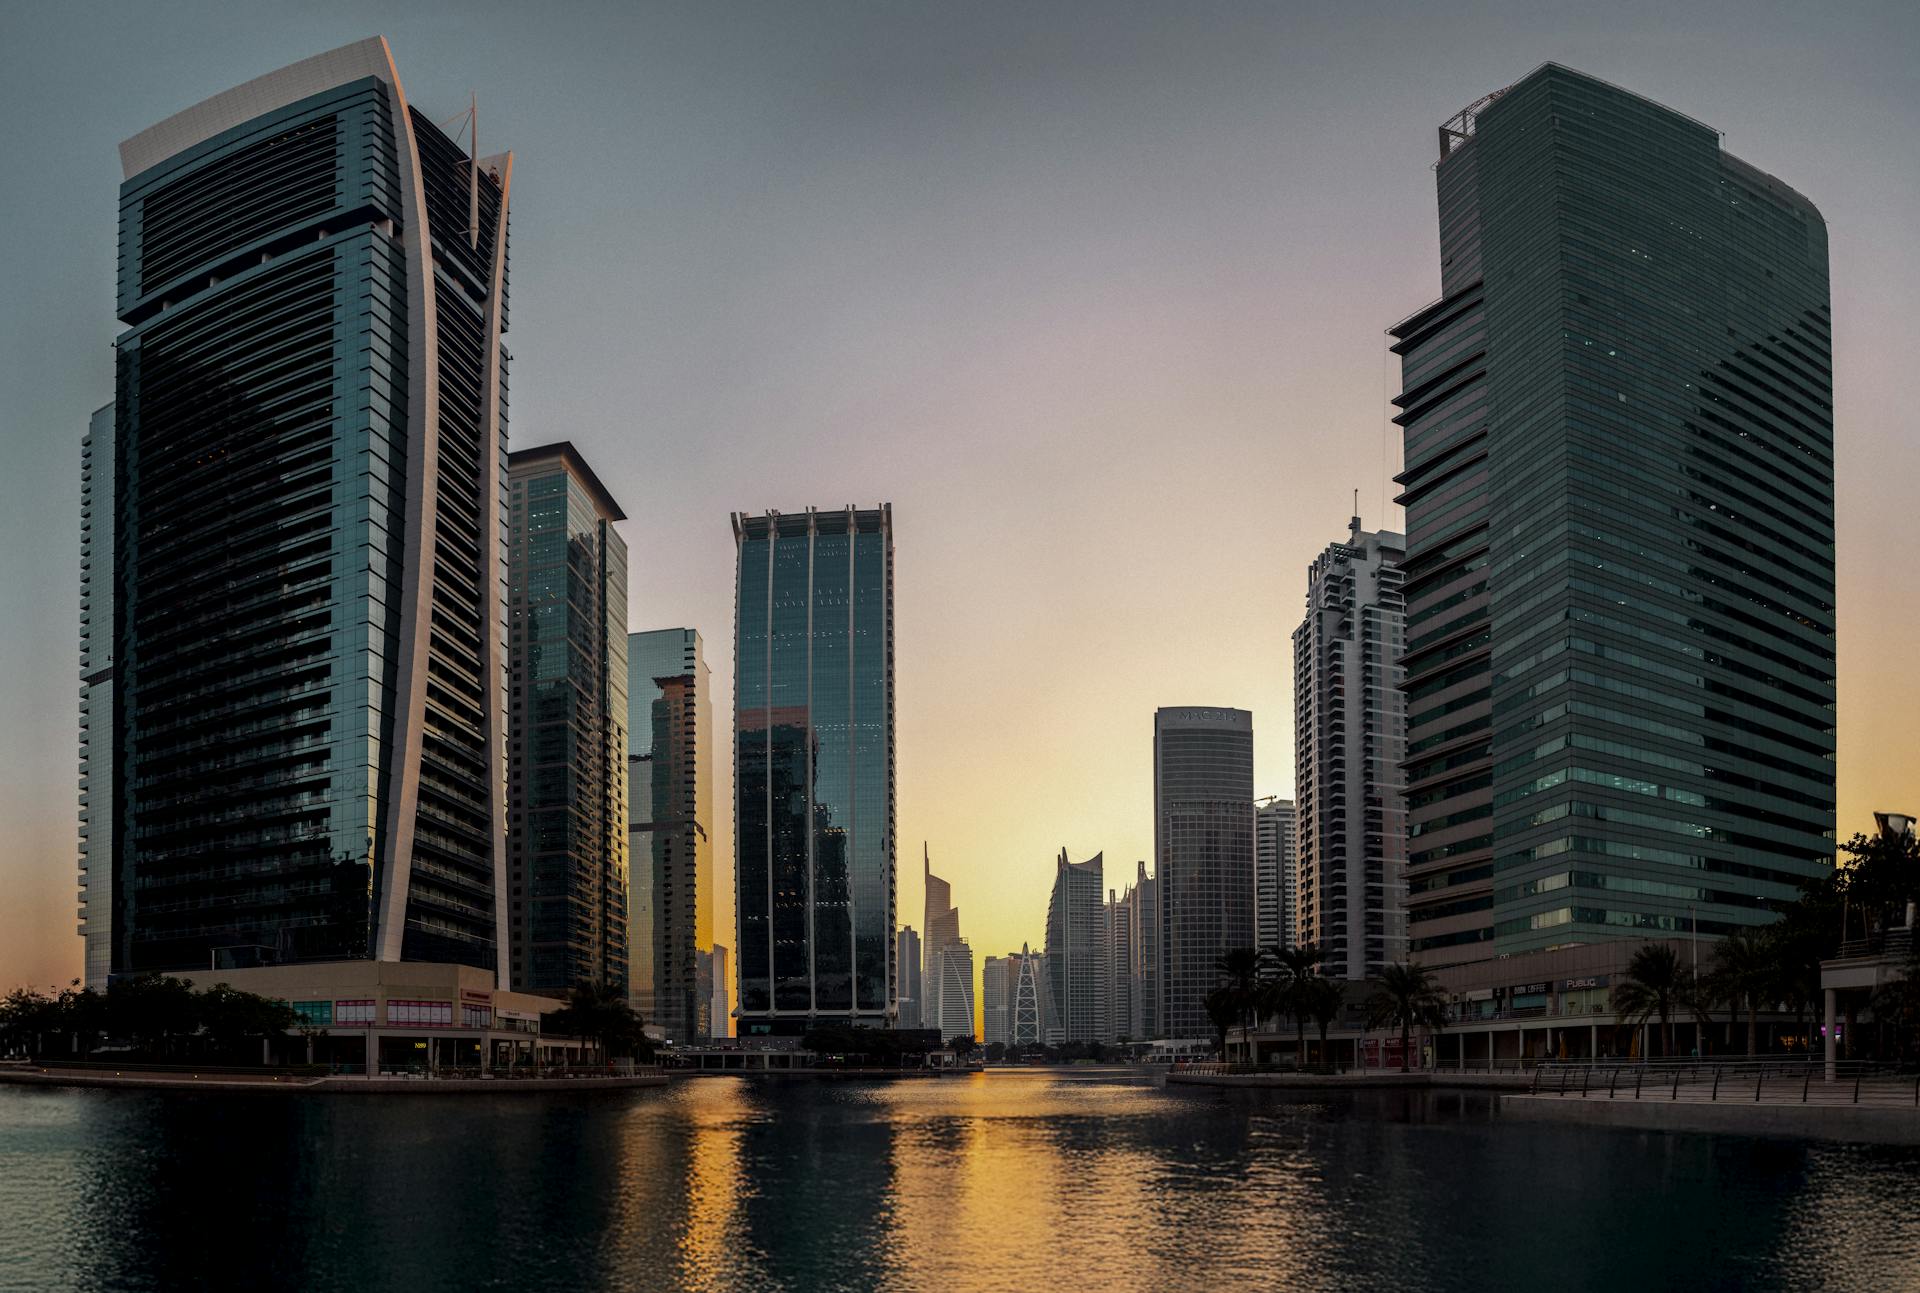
[2, 2, 1915, 1023]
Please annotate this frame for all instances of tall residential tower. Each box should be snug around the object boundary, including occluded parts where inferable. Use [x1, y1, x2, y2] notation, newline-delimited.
[1293, 521, 1407, 980]
[77, 404, 115, 989]
[732, 506, 896, 1033]
[105, 38, 511, 979]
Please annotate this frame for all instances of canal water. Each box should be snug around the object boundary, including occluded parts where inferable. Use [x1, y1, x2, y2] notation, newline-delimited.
[0, 1070, 1914, 1291]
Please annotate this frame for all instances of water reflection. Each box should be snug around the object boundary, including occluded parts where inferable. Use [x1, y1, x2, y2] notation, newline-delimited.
[0, 1072, 1916, 1291]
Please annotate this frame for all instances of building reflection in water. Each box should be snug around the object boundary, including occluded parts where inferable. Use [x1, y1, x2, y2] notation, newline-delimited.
[5, 1073, 1919, 1291]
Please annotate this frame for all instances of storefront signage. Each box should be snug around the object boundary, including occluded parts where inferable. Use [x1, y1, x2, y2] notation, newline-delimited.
[460, 989, 492, 1004]
[1562, 976, 1608, 991]
[1506, 982, 1551, 997]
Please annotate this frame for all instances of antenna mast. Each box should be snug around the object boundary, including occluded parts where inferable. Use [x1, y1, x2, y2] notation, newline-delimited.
[468, 91, 479, 251]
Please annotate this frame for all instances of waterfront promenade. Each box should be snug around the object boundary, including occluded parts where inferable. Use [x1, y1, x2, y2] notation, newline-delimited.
[0, 1062, 668, 1094]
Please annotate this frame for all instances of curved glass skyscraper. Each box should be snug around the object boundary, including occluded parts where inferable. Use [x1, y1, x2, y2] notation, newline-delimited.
[732, 506, 895, 1033]
[107, 38, 512, 978]
[1393, 65, 1835, 968]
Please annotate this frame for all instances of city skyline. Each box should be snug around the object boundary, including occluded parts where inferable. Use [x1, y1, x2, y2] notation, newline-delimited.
[4, 4, 1917, 1008]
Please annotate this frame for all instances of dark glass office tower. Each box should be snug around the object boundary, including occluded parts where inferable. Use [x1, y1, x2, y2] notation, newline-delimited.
[507, 444, 628, 995]
[1155, 708, 1255, 1039]
[109, 39, 512, 977]
[732, 506, 895, 1034]
[1392, 65, 1834, 969]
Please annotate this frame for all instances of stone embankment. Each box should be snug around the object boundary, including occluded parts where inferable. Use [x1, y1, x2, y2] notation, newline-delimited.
[1502, 1094, 1920, 1145]
[1166, 1070, 1533, 1090]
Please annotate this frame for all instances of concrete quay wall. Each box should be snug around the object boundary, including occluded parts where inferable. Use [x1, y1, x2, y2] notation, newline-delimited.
[1501, 1093, 1920, 1145]
[1166, 1071, 1533, 1091]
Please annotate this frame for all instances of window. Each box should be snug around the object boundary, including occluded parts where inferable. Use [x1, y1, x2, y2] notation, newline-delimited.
[462, 1005, 493, 1029]
[385, 999, 454, 1028]
[291, 1000, 332, 1026]
[335, 999, 375, 1025]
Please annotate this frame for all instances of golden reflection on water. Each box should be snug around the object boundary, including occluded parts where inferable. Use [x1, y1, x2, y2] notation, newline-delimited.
[676, 1080, 748, 1286]
[646, 1069, 1331, 1291]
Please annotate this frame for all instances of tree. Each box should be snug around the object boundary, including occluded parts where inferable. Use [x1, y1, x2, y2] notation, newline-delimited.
[106, 975, 198, 1058]
[1365, 963, 1446, 1072]
[196, 984, 299, 1060]
[1214, 947, 1262, 1041]
[1835, 830, 1920, 944]
[0, 987, 57, 1058]
[1204, 985, 1239, 1060]
[949, 1035, 978, 1060]
[1299, 976, 1347, 1067]
[1264, 943, 1324, 1066]
[547, 983, 651, 1062]
[1709, 926, 1777, 1056]
[984, 1041, 1007, 1063]
[1870, 945, 1920, 1061]
[1612, 944, 1688, 1059]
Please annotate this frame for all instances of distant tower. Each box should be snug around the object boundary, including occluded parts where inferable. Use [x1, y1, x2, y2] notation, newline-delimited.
[1254, 797, 1297, 953]
[1127, 861, 1158, 1039]
[1104, 887, 1133, 1042]
[1011, 944, 1046, 1047]
[936, 942, 975, 1042]
[1155, 709, 1255, 1038]
[923, 845, 960, 1036]
[1046, 849, 1106, 1043]
[895, 926, 924, 1029]
[627, 628, 714, 1042]
[981, 955, 1009, 1048]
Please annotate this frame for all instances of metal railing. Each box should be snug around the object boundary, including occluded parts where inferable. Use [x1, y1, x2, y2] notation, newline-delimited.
[1525, 1058, 1920, 1108]
[1836, 928, 1914, 960]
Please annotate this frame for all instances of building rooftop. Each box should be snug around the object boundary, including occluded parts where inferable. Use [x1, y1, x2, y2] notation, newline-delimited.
[507, 440, 627, 521]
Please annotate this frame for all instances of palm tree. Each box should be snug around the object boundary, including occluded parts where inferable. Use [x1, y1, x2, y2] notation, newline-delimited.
[1204, 985, 1239, 1061]
[1215, 947, 1262, 1046]
[1365, 962, 1447, 1072]
[1299, 976, 1347, 1068]
[1611, 944, 1688, 1059]
[1710, 926, 1776, 1056]
[1265, 943, 1324, 1066]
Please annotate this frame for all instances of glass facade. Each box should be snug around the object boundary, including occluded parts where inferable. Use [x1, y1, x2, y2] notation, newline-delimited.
[1155, 708, 1255, 1039]
[107, 40, 511, 978]
[507, 444, 629, 995]
[733, 507, 894, 1031]
[1394, 65, 1835, 966]
[1046, 850, 1106, 1043]
[626, 628, 714, 1042]
[922, 850, 959, 1037]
